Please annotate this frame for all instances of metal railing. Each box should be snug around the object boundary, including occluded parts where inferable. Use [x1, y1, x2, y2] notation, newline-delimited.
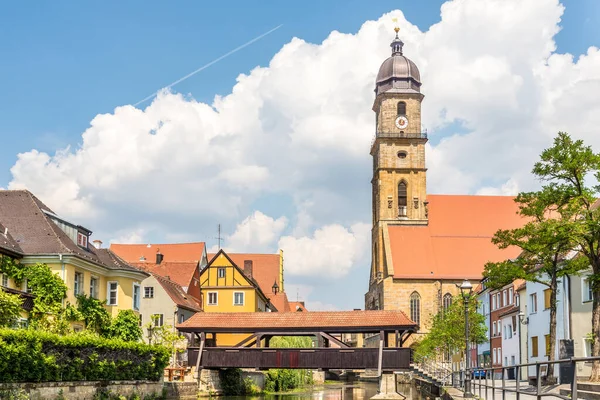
[456, 356, 600, 400]
[411, 355, 453, 386]
[370, 131, 428, 147]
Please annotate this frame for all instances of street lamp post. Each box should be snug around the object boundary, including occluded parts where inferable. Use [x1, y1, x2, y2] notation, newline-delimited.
[459, 279, 473, 398]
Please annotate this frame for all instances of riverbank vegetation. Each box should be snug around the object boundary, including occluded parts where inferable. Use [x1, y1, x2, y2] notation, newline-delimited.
[264, 336, 314, 393]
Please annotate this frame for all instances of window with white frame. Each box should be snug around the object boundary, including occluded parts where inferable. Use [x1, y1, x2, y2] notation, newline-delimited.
[498, 320, 502, 336]
[152, 314, 163, 327]
[1, 274, 8, 287]
[234, 292, 244, 306]
[107, 282, 118, 305]
[77, 232, 88, 248]
[90, 277, 99, 299]
[207, 292, 218, 305]
[133, 284, 140, 311]
[530, 293, 538, 313]
[492, 294, 496, 310]
[509, 288, 514, 304]
[507, 324, 512, 339]
[493, 348, 497, 363]
[498, 348, 502, 363]
[74, 272, 84, 296]
[217, 268, 226, 278]
[144, 286, 154, 298]
[583, 277, 594, 302]
[493, 321, 497, 336]
[179, 314, 185, 324]
[24, 278, 33, 294]
[503, 290, 507, 307]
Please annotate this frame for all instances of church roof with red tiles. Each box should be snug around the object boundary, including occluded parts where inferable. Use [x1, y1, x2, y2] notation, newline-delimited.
[177, 310, 416, 333]
[388, 195, 526, 280]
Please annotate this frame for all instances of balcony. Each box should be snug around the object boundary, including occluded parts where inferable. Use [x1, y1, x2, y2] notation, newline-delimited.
[398, 206, 407, 218]
[377, 131, 428, 139]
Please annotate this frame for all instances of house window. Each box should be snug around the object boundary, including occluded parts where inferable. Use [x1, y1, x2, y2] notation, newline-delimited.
[507, 324, 512, 339]
[1, 274, 7, 287]
[217, 268, 226, 278]
[23, 278, 33, 294]
[152, 314, 163, 327]
[516, 294, 520, 306]
[531, 336, 539, 357]
[509, 288, 514, 304]
[234, 292, 244, 306]
[77, 232, 88, 248]
[491, 294, 496, 310]
[583, 277, 594, 302]
[207, 292, 218, 305]
[397, 101, 406, 116]
[503, 290, 507, 307]
[409, 292, 421, 326]
[544, 289, 552, 309]
[179, 314, 185, 324]
[493, 321, 497, 336]
[493, 348, 497, 363]
[498, 320, 502, 336]
[512, 316, 517, 334]
[74, 272, 84, 296]
[498, 348, 502, 364]
[144, 286, 154, 298]
[90, 277, 99, 298]
[443, 293, 452, 310]
[133, 284, 140, 311]
[107, 282, 118, 305]
[398, 182, 408, 217]
[530, 293, 537, 313]
[545, 334, 551, 356]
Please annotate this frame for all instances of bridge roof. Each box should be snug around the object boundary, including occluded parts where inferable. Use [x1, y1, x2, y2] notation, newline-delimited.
[177, 310, 416, 333]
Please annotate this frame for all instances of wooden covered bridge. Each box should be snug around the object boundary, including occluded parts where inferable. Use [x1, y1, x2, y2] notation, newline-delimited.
[177, 310, 417, 373]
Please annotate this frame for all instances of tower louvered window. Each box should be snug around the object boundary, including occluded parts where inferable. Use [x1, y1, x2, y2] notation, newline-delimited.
[397, 101, 406, 116]
[410, 292, 421, 326]
[398, 181, 408, 217]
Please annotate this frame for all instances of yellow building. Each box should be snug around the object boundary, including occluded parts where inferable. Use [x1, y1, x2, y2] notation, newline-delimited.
[199, 249, 272, 346]
[0, 190, 149, 327]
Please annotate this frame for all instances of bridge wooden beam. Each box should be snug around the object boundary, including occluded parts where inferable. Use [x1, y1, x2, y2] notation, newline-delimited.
[399, 329, 413, 347]
[319, 332, 349, 348]
[195, 332, 205, 380]
[233, 334, 258, 348]
[378, 330, 384, 377]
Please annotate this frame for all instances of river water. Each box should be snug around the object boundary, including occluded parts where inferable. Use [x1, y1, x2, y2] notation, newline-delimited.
[226, 382, 426, 400]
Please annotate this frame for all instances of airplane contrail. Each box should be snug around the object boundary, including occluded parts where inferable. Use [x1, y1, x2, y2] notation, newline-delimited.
[133, 24, 283, 107]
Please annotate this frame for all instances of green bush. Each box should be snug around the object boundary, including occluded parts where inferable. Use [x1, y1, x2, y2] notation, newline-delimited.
[0, 329, 169, 383]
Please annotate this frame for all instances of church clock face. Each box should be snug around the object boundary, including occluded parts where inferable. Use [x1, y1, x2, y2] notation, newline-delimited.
[395, 116, 409, 129]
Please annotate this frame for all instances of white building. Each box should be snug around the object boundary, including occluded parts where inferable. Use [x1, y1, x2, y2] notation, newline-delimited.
[476, 280, 491, 367]
[570, 268, 594, 378]
[499, 304, 520, 378]
[525, 275, 570, 380]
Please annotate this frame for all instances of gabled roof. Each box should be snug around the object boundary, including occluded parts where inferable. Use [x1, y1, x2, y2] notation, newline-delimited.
[152, 273, 202, 312]
[0, 222, 23, 257]
[269, 292, 290, 312]
[289, 301, 307, 312]
[388, 195, 526, 280]
[0, 190, 145, 275]
[205, 250, 271, 303]
[177, 310, 416, 333]
[130, 261, 198, 289]
[111, 242, 205, 264]
[208, 252, 281, 298]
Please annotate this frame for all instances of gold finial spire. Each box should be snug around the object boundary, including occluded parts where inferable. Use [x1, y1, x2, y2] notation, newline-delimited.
[392, 17, 400, 37]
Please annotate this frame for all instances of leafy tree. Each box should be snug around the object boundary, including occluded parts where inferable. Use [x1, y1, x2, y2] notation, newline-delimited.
[483, 194, 588, 378]
[106, 309, 142, 342]
[0, 290, 23, 327]
[144, 315, 187, 366]
[75, 294, 111, 334]
[414, 294, 486, 361]
[520, 132, 600, 381]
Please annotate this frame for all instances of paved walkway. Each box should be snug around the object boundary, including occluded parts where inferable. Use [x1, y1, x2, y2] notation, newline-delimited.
[450, 379, 567, 399]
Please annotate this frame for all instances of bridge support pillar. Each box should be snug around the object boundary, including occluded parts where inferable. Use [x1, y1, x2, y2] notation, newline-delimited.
[370, 373, 405, 399]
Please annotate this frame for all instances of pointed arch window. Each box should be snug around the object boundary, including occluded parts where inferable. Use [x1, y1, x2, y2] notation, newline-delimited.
[397, 101, 407, 116]
[398, 181, 408, 217]
[410, 291, 421, 326]
[443, 293, 453, 311]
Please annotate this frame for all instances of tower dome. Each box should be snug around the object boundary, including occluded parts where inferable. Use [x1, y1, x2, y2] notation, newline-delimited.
[375, 31, 421, 96]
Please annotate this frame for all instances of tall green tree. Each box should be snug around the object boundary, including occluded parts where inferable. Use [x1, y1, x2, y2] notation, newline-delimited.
[525, 132, 600, 381]
[414, 294, 487, 361]
[483, 195, 588, 378]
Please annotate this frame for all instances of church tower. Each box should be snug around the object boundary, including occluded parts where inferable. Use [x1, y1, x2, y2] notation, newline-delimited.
[370, 29, 427, 285]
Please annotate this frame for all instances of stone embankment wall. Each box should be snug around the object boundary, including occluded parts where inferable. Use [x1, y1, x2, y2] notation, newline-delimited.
[0, 380, 163, 400]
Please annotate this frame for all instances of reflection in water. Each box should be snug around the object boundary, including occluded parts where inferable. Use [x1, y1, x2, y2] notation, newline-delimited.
[226, 382, 426, 400]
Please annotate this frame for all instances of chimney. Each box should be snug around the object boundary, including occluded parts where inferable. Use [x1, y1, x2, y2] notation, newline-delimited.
[156, 250, 164, 264]
[244, 260, 253, 279]
[92, 240, 103, 249]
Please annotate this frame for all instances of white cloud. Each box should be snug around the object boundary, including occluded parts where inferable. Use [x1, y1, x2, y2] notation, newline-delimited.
[278, 222, 370, 278]
[7, 0, 600, 305]
[225, 211, 287, 253]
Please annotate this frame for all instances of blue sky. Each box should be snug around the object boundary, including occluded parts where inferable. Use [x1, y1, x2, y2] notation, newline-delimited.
[2, 0, 597, 186]
[1, 1, 600, 310]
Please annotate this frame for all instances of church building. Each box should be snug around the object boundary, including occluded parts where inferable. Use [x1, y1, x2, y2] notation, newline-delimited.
[364, 29, 527, 345]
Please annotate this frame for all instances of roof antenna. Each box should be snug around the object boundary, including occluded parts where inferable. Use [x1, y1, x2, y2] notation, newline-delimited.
[216, 224, 224, 250]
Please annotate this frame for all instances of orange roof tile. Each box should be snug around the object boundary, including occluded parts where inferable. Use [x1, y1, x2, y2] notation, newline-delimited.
[389, 195, 526, 280]
[208, 253, 280, 297]
[269, 292, 291, 312]
[111, 242, 205, 264]
[130, 261, 198, 289]
[177, 310, 415, 333]
[153, 273, 202, 312]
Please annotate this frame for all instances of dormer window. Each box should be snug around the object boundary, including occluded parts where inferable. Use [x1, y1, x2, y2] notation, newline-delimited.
[77, 232, 88, 248]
